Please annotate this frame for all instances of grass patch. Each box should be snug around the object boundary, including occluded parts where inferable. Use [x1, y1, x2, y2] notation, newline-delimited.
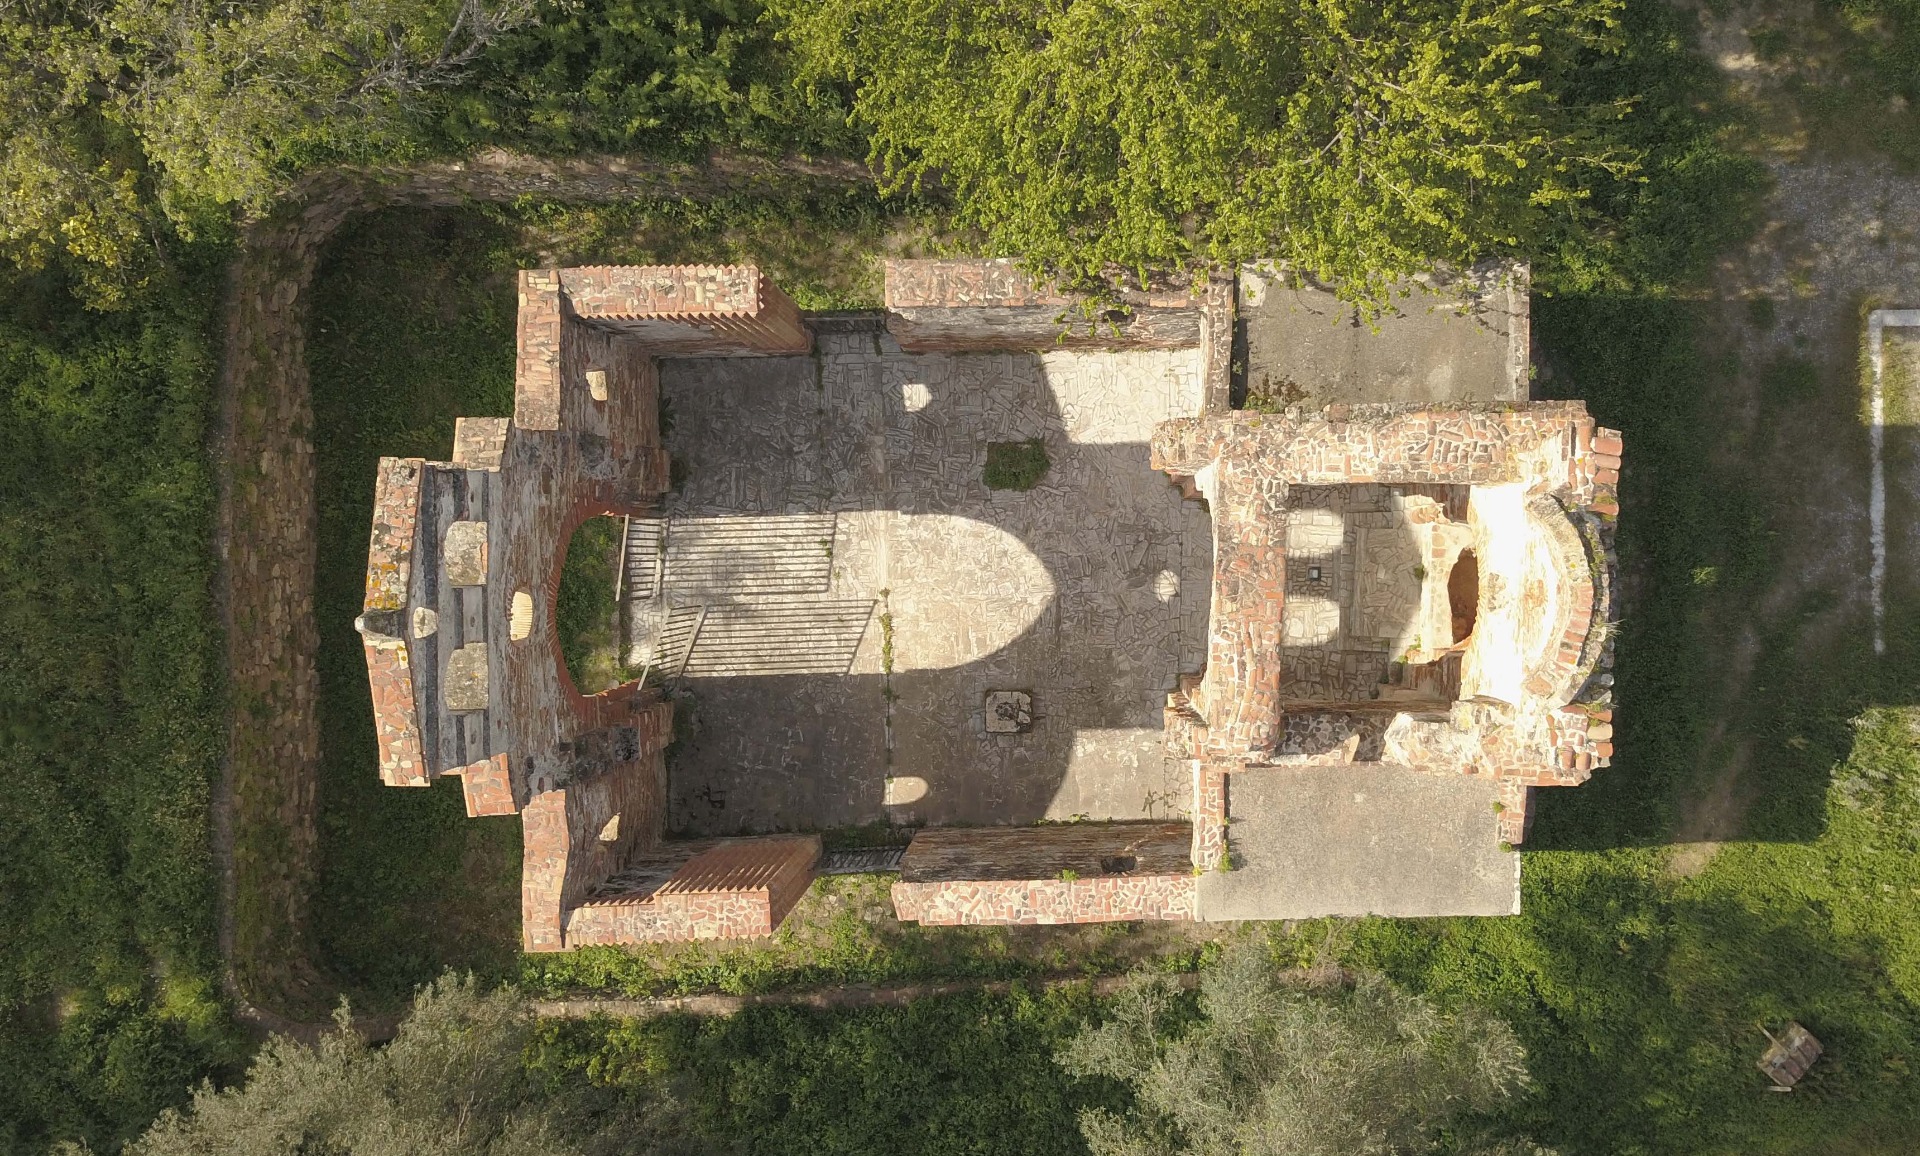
[983, 439, 1050, 491]
[532, 983, 1119, 1156]
[0, 257, 246, 1149]
[308, 207, 528, 1013]
[556, 516, 633, 695]
[1741, 0, 1920, 165]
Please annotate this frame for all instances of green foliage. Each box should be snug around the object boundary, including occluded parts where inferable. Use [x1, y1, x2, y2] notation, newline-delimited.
[127, 974, 691, 1156]
[429, 0, 854, 158]
[556, 517, 631, 694]
[1061, 946, 1535, 1156]
[542, 983, 1118, 1156]
[1534, 0, 1768, 294]
[0, 0, 538, 305]
[0, 260, 244, 1150]
[775, 0, 1644, 304]
[983, 439, 1050, 491]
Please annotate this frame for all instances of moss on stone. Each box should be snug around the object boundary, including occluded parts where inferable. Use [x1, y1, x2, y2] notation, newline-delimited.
[984, 439, 1050, 490]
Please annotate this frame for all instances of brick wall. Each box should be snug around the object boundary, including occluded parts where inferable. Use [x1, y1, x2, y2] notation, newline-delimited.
[558, 265, 810, 355]
[562, 835, 820, 947]
[890, 823, 1196, 926]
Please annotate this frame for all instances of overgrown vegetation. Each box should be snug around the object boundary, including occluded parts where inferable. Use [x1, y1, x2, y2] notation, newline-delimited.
[1742, 0, 1920, 164]
[773, 0, 1763, 304]
[556, 516, 632, 695]
[983, 438, 1050, 491]
[127, 975, 693, 1156]
[0, 0, 851, 308]
[22, 0, 1920, 1151]
[0, 258, 246, 1148]
[1062, 945, 1536, 1156]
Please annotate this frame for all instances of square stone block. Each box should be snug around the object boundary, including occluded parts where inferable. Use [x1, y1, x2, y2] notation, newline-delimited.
[985, 690, 1033, 734]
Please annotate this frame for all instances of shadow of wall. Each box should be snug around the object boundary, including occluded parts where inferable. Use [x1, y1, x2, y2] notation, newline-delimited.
[653, 345, 1220, 834]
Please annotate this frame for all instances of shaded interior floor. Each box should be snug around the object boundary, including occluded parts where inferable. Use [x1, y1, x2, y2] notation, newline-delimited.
[651, 330, 1213, 835]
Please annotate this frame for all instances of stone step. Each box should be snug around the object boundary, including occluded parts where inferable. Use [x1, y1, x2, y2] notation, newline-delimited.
[680, 600, 876, 678]
[663, 514, 837, 597]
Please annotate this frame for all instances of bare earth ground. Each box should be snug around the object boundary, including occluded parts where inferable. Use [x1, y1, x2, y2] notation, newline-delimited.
[1671, 1, 1920, 870]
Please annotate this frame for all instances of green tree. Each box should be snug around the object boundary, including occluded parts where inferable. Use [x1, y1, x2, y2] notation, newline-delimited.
[0, 0, 536, 305]
[1059, 945, 1544, 1156]
[117, 975, 693, 1156]
[773, 0, 1639, 304]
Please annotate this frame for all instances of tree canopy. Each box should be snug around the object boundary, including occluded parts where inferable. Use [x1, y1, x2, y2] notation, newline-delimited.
[0, 0, 537, 305]
[1059, 946, 1543, 1156]
[772, 0, 1641, 303]
[116, 975, 691, 1156]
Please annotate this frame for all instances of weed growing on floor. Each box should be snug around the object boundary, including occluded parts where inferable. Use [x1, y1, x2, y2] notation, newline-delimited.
[984, 439, 1050, 490]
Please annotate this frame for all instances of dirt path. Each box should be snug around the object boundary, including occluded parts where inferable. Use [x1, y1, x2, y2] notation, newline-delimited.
[209, 149, 867, 1033]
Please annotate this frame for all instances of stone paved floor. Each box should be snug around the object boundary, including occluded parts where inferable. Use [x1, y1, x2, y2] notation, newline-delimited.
[650, 331, 1212, 835]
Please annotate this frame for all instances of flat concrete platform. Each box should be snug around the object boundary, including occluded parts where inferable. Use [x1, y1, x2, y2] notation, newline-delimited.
[1197, 765, 1520, 920]
[1238, 265, 1527, 408]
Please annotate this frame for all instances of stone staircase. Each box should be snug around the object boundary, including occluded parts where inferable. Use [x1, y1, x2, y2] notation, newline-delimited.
[623, 513, 872, 678]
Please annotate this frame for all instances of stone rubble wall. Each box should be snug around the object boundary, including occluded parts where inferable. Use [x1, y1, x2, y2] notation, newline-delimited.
[890, 823, 1197, 927]
[880, 260, 1233, 381]
[897, 823, 1193, 881]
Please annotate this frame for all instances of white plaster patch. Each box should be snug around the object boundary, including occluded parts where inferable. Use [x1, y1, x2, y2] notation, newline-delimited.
[1462, 483, 1530, 705]
[884, 776, 929, 805]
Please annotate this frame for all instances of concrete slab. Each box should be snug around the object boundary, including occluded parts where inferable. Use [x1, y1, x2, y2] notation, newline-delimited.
[1196, 765, 1520, 920]
[1237, 265, 1528, 407]
[653, 332, 1212, 835]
